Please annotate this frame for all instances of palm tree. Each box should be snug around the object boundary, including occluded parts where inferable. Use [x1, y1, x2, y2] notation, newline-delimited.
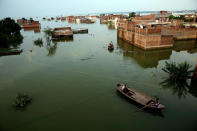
[162, 61, 194, 83]
[161, 61, 194, 98]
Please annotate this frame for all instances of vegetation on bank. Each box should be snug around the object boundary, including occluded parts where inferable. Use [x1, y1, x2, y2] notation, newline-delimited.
[0, 17, 23, 48]
[13, 93, 32, 108]
[169, 15, 194, 22]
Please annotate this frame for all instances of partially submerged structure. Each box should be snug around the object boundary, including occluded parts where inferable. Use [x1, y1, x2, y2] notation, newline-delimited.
[118, 21, 174, 50]
[53, 27, 73, 39]
[72, 28, 88, 34]
[117, 11, 197, 50]
[17, 19, 40, 28]
[66, 16, 96, 24]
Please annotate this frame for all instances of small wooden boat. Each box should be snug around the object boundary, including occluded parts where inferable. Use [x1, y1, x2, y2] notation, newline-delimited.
[117, 83, 165, 110]
[108, 42, 114, 50]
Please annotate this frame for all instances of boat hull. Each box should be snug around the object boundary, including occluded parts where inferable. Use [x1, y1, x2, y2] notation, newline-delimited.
[117, 83, 165, 110]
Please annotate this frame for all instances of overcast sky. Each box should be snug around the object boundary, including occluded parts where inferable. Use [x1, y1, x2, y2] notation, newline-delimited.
[0, 0, 197, 18]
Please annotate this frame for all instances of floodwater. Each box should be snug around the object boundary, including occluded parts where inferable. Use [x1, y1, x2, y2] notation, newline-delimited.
[0, 18, 197, 131]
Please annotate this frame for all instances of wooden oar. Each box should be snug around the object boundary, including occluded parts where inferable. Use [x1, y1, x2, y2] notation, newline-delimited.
[134, 103, 151, 112]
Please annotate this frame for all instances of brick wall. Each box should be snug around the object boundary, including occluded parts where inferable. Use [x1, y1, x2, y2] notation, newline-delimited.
[161, 35, 174, 45]
[117, 20, 174, 50]
[162, 27, 197, 40]
[134, 33, 147, 49]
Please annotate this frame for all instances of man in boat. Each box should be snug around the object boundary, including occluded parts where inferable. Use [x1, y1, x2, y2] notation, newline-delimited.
[146, 96, 159, 106]
[108, 41, 114, 48]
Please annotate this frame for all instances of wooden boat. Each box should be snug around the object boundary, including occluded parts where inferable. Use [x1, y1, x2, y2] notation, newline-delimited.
[117, 83, 165, 110]
[108, 43, 114, 50]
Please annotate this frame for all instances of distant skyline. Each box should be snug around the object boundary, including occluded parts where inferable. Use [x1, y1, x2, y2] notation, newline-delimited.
[0, 0, 197, 18]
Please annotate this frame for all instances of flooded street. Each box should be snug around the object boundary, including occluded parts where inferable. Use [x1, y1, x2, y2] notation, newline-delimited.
[0, 19, 197, 131]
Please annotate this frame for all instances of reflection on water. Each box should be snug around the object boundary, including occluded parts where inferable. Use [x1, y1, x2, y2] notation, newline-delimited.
[46, 42, 57, 57]
[23, 27, 40, 33]
[52, 37, 74, 42]
[160, 78, 190, 99]
[173, 40, 197, 54]
[117, 38, 197, 69]
[189, 78, 197, 97]
[108, 24, 115, 30]
[117, 38, 172, 68]
[161, 77, 197, 99]
[118, 38, 197, 99]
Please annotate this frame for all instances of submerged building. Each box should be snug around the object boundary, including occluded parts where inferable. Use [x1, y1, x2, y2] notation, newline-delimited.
[117, 11, 197, 50]
[53, 27, 73, 39]
[118, 21, 174, 50]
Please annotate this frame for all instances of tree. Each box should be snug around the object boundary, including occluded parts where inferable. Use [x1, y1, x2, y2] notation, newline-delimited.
[161, 61, 194, 98]
[30, 18, 34, 23]
[162, 61, 194, 84]
[22, 17, 26, 21]
[0, 17, 23, 48]
[129, 12, 136, 18]
[169, 15, 174, 20]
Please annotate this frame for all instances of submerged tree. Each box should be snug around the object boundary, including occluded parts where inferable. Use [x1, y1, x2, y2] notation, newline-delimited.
[162, 61, 194, 83]
[0, 17, 23, 48]
[161, 61, 194, 98]
[43, 28, 54, 37]
[13, 93, 32, 108]
[160, 77, 189, 99]
[34, 38, 43, 47]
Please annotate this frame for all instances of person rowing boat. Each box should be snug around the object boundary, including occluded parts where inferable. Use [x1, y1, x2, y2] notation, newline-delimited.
[116, 83, 165, 110]
[108, 41, 114, 50]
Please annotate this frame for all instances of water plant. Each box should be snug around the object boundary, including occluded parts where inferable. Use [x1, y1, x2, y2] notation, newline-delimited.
[13, 93, 32, 108]
[34, 38, 43, 47]
[43, 28, 54, 36]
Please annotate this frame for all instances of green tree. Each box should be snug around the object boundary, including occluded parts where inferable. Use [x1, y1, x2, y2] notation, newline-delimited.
[129, 12, 136, 18]
[162, 61, 194, 83]
[30, 18, 34, 23]
[0, 17, 23, 48]
[169, 15, 174, 19]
